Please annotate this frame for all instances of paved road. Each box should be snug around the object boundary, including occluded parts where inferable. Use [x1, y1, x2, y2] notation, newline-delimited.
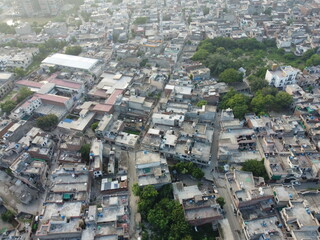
[206, 111, 246, 240]
[128, 150, 139, 240]
[216, 179, 245, 240]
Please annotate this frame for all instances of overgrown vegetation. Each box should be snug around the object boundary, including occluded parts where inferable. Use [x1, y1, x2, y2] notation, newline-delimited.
[80, 144, 91, 163]
[134, 184, 203, 240]
[0, 23, 15, 34]
[192, 37, 319, 77]
[0, 87, 33, 114]
[242, 159, 269, 180]
[172, 162, 205, 180]
[1, 210, 15, 223]
[220, 87, 293, 119]
[65, 45, 82, 56]
[134, 17, 148, 25]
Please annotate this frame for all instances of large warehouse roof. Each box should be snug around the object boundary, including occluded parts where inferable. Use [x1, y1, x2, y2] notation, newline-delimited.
[42, 53, 99, 70]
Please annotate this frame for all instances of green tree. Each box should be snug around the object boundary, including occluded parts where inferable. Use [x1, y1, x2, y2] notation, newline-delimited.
[274, 91, 293, 110]
[36, 114, 59, 130]
[16, 87, 33, 103]
[1, 210, 15, 222]
[191, 168, 205, 179]
[203, 7, 210, 15]
[0, 23, 15, 34]
[80, 144, 91, 162]
[91, 122, 99, 131]
[140, 59, 148, 67]
[13, 67, 27, 78]
[306, 54, 320, 66]
[134, 17, 148, 25]
[248, 76, 269, 92]
[206, 54, 238, 76]
[191, 49, 209, 61]
[219, 68, 243, 83]
[0, 100, 17, 114]
[196, 100, 208, 107]
[80, 11, 92, 21]
[216, 197, 226, 208]
[242, 159, 268, 179]
[132, 183, 141, 196]
[187, 16, 192, 25]
[65, 46, 82, 55]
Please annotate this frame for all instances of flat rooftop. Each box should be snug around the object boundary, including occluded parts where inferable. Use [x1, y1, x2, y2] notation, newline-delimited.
[42, 53, 99, 71]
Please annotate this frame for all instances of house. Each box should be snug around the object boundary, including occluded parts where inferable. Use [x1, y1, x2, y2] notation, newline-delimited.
[135, 151, 171, 188]
[265, 65, 300, 88]
[172, 182, 223, 226]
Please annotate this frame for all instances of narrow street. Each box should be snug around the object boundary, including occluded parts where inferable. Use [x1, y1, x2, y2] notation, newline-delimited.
[127, 150, 139, 240]
[207, 111, 245, 240]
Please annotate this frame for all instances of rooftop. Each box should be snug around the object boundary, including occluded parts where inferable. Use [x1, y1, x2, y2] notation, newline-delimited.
[42, 53, 99, 71]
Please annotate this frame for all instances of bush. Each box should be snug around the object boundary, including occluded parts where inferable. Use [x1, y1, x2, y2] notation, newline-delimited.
[174, 162, 204, 180]
[80, 144, 91, 162]
[216, 197, 225, 208]
[91, 122, 99, 131]
[1, 210, 15, 222]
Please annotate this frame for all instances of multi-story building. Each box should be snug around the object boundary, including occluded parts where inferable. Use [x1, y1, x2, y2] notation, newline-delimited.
[0, 73, 14, 100]
[265, 65, 300, 89]
[14, 0, 63, 17]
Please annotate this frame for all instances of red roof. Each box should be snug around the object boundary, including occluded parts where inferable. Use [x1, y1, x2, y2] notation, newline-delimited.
[105, 89, 123, 105]
[16, 80, 44, 89]
[92, 104, 113, 113]
[35, 93, 69, 105]
[92, 89, 107, 98]
[50, 79, 82, 90]
[20, 96, 38, 109]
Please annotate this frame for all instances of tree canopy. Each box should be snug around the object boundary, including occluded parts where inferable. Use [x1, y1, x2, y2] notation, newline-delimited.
[220, 87, 293, 119]
[36, 114, 59, 130]
[136, 184, 193, 240]
[173, 162, 205, 180]
[0, 100, 17, 114]
[219, 68, 243, 83]
[65, 46, 82, 56]
[134, 17, 148, 25]
[16, 87, 33, 103]
[242, 159, 269, 180]
[80, 144, 91, 162]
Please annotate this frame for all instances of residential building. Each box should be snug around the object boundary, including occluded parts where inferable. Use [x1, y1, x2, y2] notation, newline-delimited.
[265, 65, 300, 88]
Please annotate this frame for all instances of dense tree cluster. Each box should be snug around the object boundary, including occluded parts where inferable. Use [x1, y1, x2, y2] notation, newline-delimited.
[1, 210, 15, 223]
[134, 17, 148, 25]
[220, 88, 293, 119]
[0, 23, 15, 34]
[134, 184, 192, 240]
[172, 162, 205, 180]
[36, 114, 59, 130]
[16, 87, 33, 103]
[242, 159, 269, 180]
[65, 46, 82, 56]
[192, 37, 320, 77]
[219, 68, 243, 83]
[0, 87, 33, 114]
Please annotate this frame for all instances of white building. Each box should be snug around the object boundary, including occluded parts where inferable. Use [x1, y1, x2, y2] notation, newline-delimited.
[90, 139, 103, 178]
[41, 53, 101, 76]
[265, 66, 300, 88]
[11, 97, 42, 120]
[152, 113, 185, 127]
